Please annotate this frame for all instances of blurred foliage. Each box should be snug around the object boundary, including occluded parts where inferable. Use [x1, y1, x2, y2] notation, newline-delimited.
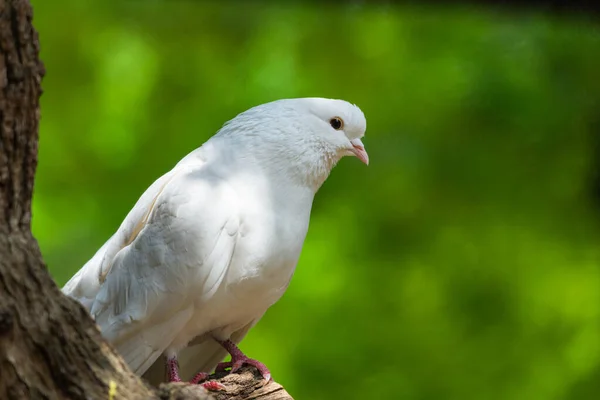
[29, 1, 600, 399]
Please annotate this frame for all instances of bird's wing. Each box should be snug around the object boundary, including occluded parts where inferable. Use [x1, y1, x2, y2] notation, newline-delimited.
[62, 167, 181, 308]
[66, 162, 242, 375]
[141, 315, 263, 386]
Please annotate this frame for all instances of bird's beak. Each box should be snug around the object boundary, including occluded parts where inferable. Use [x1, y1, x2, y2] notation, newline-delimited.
[349, 138, 369, 165]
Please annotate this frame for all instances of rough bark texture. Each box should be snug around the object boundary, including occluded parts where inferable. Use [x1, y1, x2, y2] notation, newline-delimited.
[0, 1, 293, 399]
[0, 1, 154, 399]
[159, 368, 292, 400]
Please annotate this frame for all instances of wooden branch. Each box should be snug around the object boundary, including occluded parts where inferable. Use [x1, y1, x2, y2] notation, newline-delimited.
[158, 367, 293, 400]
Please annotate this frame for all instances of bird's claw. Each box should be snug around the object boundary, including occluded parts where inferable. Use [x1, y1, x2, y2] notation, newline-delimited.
[200, 381, 227, 391]
[216, 357, 271, 381]
[215, 360, 233, 372]
[189, 372, 210, 384]
[189, 372, 226, 391]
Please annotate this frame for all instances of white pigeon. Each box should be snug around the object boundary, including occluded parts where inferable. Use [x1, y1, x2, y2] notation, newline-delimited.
[62, 97, 368, 389]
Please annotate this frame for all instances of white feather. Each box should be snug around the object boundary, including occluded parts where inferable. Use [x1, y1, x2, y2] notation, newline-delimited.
[62, 97, 368, 382]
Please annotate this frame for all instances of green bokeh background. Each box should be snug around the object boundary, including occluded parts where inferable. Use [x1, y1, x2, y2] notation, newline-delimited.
[30, 1, 600, 399]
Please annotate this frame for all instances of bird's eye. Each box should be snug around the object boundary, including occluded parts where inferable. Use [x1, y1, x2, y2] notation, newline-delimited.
[329, 117, 344, 130]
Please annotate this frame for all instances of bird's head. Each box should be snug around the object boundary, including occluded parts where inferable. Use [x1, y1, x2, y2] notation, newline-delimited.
[294, 97, 369, 166]
[215, 97, 368, 190]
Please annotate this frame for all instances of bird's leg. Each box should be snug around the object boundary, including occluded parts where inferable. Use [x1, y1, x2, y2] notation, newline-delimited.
[166, 356, 183, 382]
[214, 339, 272, 381]
[166, 356, 225, 391]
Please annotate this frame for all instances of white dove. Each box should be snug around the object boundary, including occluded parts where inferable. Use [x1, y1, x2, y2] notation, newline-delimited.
[62, 97, 368, 390]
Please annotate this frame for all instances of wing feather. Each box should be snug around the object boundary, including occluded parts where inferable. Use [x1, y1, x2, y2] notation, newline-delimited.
[62, 168, 180, 306]
[65, 161, 241, 375]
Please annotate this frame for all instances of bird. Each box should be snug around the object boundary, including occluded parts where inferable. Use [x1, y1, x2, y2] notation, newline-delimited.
[62, 97, 369, 390]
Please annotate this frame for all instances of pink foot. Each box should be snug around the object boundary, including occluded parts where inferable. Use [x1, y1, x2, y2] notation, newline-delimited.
[200, 381, 227, 391]
[215, 339, 272, 381]
[167, 357, 226, 391]
[189, 372, 209, 384]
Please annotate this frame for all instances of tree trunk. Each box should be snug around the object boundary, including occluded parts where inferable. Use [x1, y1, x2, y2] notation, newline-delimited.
[0, 0, 154, 398]
[0, 1, 292, 399]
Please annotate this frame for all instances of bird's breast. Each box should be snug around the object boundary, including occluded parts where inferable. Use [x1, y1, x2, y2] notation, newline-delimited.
[183, 210, 309, 343]
[186, 177, 314, 338]
[225, 209, 309, 304]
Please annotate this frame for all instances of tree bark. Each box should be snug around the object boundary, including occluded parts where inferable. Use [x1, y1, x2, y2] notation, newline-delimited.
[160, 369, 292, 400]
[0, 1, 292, 399]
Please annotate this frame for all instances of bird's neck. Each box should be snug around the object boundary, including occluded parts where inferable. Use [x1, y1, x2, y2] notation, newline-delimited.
[204, 126, 340, 193]
[250, 138, 340, 194]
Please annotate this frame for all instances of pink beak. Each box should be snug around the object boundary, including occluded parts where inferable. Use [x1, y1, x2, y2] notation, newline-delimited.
[350, 138, 369, 165]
